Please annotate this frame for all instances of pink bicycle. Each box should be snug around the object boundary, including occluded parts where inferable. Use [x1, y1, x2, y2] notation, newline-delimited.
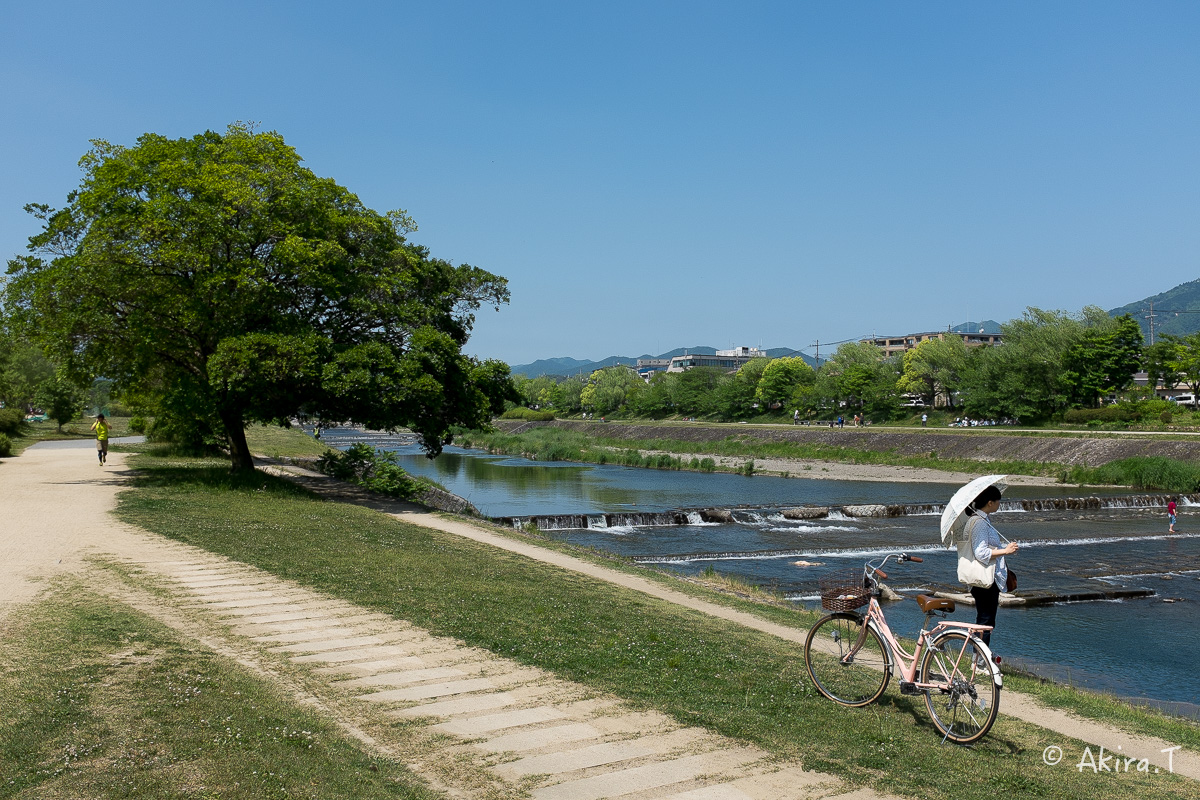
[803, 552, 1002, 744]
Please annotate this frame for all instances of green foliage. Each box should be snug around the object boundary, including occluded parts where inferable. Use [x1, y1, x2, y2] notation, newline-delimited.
[0, 338, 54, 411]
[814, 342, 900, 419]
[668, 366, 727, 418]
[897, 336, 968, 408]
[1165, 331, 1200, 401]
[1062, 456, 1200, 493]
[128, 415, 147, 434]
[0, 432, 11, 457]
[626, 372, 675, 418]
[755, 357, 815, 408]
[1060, 314, 1143, 407]
[961, 306, 1141, 421]
[0, 407, 23, 435]
[314, 442, 426, 499]
[6, 123, 515, 471]
[500, 407, 556, 421]
[33, 375, 85, 432]
[580, 366, 641, 415]
[1062, 399, 1174, 425]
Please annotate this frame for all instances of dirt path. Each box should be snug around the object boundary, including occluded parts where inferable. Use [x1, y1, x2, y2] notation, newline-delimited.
[2, 442, 1196, 794]
[2, 442, 891, 799]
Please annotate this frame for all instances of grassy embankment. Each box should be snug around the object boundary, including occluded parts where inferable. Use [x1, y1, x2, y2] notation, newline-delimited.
[456, 425, 1200, 492]
[0, 582, 439, 799]
[111, 450, 1200, 800]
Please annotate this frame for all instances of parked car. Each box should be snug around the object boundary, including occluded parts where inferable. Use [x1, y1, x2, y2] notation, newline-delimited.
[1172, 394, 1196, 407]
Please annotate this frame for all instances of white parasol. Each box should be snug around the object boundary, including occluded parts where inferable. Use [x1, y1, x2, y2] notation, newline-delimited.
[939, 474, 1008, 546]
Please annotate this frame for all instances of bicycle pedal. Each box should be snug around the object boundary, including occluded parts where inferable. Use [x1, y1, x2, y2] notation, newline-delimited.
[900, 681, 921, 696]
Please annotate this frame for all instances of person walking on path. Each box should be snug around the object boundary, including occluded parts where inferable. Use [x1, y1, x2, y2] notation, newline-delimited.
[921, 413, 928, 427]
[1168, 499, 1177, 532]
[90, 413, 110, 465]
[793, 409, 799, 425]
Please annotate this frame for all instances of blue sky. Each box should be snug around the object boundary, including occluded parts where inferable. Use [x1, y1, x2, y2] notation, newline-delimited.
[3, 2, 1198, 365]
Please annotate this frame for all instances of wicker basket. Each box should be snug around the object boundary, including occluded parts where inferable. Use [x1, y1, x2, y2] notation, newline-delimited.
[819, 571, 870, 612]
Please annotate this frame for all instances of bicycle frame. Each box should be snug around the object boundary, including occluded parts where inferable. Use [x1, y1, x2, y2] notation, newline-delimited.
[852, 554, 1002, 690]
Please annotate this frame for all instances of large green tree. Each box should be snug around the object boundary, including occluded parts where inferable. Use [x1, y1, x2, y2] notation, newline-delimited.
[755, 357, 815, 410]
[814, 342, 900, 419]
[5, 125, 515, 470]
[1059, 314, 1143, 407]
[960, 306, 1135, 420]
[897, 336, 969, 408]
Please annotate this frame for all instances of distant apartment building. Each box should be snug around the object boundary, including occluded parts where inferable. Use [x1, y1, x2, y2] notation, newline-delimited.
[635, 358, 671, 380]
[666, 346, 767, 373]
[863, 330, 1003, 358]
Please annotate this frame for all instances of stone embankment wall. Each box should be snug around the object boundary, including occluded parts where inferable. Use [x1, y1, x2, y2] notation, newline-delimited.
[494, 419, 1200, 467]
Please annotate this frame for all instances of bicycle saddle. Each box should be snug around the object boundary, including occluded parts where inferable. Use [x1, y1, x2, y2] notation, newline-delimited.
[916, 594, 956, 613]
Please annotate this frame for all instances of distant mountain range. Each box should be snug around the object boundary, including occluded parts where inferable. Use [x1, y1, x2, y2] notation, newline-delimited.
[509, 347, 816, 378]
[1110, 278, 1200, 341]
[509, 279, 1200, 378]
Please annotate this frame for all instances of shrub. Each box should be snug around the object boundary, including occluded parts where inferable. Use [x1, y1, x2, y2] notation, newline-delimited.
[128, 416, 147, 434]
[500, 407, 555, 421]
[315, 443, 422, 499]
[699, 458, 716, 472]
[0, 433, 11, 457]
[0, 408, 23, 435]
[1161, 410, 1173, 424]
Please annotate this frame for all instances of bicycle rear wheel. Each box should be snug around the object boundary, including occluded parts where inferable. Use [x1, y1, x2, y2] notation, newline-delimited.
[918, 630, 999, 744]
[804, 613, 890, 706]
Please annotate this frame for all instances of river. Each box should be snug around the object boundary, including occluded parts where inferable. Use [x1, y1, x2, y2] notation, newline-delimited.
[320, 428, 1200, 717]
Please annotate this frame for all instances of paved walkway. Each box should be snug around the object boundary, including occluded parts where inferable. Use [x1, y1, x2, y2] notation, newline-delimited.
[2, 442, 1196, 795]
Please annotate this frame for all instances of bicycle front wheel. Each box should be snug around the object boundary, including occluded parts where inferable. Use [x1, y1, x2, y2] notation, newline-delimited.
[918, 630, 1000, 744]
[804, 613, 890, 706]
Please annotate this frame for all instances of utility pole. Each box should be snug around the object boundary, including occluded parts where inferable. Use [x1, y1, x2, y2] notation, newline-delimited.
[1145, 301, 1156, 345]
[811, 340, 819, 363]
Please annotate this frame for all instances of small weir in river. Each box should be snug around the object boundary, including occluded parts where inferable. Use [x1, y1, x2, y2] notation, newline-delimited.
[493, 492, 1200, 530]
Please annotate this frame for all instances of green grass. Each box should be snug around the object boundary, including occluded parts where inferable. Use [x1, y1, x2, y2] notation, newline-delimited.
[113, 453, 1200, 800]
[1060, 457, 1200, 493]
[0, 582, 439, 799]
[243, 423, 332, 459]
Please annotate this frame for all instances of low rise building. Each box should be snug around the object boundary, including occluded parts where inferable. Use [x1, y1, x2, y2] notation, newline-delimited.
[863, 330, 1003, 358]
[635, 358, 671, 380]
[667, 346, 767, 373]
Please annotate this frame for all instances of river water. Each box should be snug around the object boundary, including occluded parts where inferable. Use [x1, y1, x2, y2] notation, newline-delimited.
[321, 428, 1200, 716]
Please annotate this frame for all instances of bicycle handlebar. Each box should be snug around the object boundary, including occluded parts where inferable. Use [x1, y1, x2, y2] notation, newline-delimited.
[863, 552, 921, 586]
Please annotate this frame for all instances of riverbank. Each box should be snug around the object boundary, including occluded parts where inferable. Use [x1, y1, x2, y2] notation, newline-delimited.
[477, 419, 1200, 489]
[495, 418, 1200, 467]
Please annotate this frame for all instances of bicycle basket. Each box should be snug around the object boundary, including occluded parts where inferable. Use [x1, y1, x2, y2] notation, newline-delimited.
[819, 570, 870, 612]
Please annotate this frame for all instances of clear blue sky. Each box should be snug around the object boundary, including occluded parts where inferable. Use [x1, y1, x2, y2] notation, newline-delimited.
[3, 2, 1198, 365]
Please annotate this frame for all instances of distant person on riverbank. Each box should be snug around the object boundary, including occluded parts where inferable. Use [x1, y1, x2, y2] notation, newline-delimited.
[964, 485, 1018, 652]
[837, 415, 844, 428]
[1168, 500, 1177, 532]
[793, 409, 799, 425]
[90, 413, 110, 466]
[921, 413, 927, 427]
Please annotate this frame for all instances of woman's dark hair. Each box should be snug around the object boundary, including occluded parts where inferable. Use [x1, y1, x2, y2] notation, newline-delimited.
[968, 485, 1002, 514]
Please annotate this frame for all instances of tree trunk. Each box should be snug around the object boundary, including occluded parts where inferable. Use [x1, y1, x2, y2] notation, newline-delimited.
[219, 408, 255, 472]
